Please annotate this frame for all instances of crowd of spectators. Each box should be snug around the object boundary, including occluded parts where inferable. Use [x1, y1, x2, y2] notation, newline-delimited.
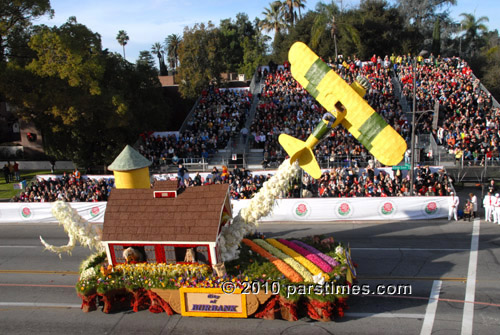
[251, 56, 409, 168]
[174, 164, 452, 199]
[396, 55, 500, 165]
[139, 87, 252, 169]
[11, 172, 114, 203]
[301, 164, 452, 198]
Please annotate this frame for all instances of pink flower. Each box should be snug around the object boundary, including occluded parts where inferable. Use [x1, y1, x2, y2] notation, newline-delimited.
[297, 204, 307, 214]
[383, 203, 393, 212]
[293, 240, 340, 267]
[278, 239, 332, 273]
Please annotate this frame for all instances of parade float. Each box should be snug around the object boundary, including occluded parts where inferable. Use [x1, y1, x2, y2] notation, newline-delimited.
[41, 144, 357, 321]
[39, 41, 414, 321]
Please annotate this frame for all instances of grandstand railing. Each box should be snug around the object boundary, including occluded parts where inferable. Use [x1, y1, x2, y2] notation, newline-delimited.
[150, 156, 209, 173]
[178, 96, 202, 134]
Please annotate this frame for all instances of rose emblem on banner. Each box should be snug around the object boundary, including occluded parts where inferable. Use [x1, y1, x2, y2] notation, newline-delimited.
[90, 206, 100, 218]
[425, 201, 438, 215]
[380, 201, 396, 216]
[292, 201, 311, 219]
[336, 202, 353, 218]
[20, 206, 32, 219]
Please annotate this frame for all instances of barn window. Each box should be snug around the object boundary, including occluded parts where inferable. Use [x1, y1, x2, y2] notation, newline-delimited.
[113, 245, 126, 264]
[196, 246, 209, 264]
[164, 246, 176, 264]
[144, 245, 157, 263]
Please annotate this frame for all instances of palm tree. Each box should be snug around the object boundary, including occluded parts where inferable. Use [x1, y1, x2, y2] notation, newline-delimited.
[311, 1, 359, 60]
[259, 1, 287, 40]
[283, 0, 306, 26]
[151, 42, 166, 75]
[459, 13, 489, 57]
[116, 30, 129, 59]
[295, 0, 307, 20]
[165, 34, 181, 72]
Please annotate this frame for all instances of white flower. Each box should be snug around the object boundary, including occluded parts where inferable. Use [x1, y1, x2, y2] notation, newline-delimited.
[40, 201, 105, 257]
[313, 273, 326, 285]
[335, 246, 344, 256]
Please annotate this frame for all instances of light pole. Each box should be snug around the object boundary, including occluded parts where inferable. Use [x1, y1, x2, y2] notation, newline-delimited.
[409, 50, 428, 196]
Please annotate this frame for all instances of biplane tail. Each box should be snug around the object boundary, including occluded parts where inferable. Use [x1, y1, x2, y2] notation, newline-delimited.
[279, 133, 322, 179]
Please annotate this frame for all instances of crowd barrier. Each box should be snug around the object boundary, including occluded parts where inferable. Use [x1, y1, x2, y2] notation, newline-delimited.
[231, 196, 449, 221]
[0, 196, 449, 224]
[0, 202, 107, 224]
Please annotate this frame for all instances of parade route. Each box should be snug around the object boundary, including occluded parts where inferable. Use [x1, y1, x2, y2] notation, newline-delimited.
[1, 219, 499, 334]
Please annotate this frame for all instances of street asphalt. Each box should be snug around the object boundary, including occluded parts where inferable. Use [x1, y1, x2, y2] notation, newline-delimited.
[1, 216, 499, 334]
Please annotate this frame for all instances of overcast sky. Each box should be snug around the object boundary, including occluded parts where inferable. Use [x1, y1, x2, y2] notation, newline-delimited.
[35, 0, 500, 63]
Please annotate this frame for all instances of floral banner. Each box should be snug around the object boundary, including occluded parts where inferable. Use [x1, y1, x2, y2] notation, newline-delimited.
[0, 202, 107, 223]
[231, 197, 449, 221]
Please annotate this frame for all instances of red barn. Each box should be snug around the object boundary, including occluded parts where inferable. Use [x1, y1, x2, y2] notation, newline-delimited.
[101, 180, 231, 266]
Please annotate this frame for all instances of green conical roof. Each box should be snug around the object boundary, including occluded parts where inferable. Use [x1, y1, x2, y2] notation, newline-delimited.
[108, 145, 152, 171]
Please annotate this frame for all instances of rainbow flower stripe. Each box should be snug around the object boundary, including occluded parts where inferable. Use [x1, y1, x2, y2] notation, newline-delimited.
[292, 240, 340, 268]
[254, 239, 314, 282]
[266, 238, 329, 281]
[278, 239, 332, 273]
[241, 239, 303, 283]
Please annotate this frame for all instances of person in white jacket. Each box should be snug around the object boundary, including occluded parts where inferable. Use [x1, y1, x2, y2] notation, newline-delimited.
[469, 193, 478, 218]
[483, 192, 494, 222]
[495, 194, 500, 224]
[448, 191, 460, 221]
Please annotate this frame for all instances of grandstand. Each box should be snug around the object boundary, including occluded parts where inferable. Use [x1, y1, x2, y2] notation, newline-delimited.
[138, 54, 499, 185]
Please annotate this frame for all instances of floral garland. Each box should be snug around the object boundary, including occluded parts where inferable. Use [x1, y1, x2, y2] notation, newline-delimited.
[219, 159, 300, 261]
[241, 238, 303, 283]
[278, 239, 333, 273]
[253, 239, 313, 282]
[292, 240, 340, 268]
[266, 238, 329, 281]
[41, 201, 104, 256]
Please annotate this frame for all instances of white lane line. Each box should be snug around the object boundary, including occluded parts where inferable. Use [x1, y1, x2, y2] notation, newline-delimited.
[0, 302, 81, 308]
[346, 312, 424, 319]
[461, 218, 480, 335]
[420, 280, 442, 335]
[352, 248, 468, 251]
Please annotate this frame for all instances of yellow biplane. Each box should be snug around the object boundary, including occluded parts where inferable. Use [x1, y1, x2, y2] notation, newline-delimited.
[279, 42, 407, 179]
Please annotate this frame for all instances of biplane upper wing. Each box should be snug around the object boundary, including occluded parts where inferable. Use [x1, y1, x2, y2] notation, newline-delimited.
[288, 42, 407, 166]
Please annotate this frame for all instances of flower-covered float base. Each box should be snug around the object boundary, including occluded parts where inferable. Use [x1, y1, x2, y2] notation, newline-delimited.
[77, 236, 357, 321]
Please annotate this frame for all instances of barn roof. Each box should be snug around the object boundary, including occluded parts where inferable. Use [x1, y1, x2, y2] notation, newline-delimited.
[102, 181, 229, 243]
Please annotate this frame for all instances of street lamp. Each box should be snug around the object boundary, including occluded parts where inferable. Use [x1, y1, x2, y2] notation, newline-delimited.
[409, 50, 428, 196]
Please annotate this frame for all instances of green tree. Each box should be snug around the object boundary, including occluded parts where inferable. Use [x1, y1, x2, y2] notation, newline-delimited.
[396, 0, 456, 29]
[310, 1, 360, 60]
[136, 50, 154, 68]
[177, 22, 224, 99]
[151, 42, 167, 75]
[1, 20, 170, 166]
[165, 33, 181, 72]
[260, 1, 287, 41]
[431, 18, 441, 55]
[348, 0, 406, 59]
[459, 13, 489, 57]
[0, 0, 53, 64]
[116, 30, 129, 59]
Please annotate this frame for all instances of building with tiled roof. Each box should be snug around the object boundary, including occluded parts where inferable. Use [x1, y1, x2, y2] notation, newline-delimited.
[102, 180, 232, 266]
